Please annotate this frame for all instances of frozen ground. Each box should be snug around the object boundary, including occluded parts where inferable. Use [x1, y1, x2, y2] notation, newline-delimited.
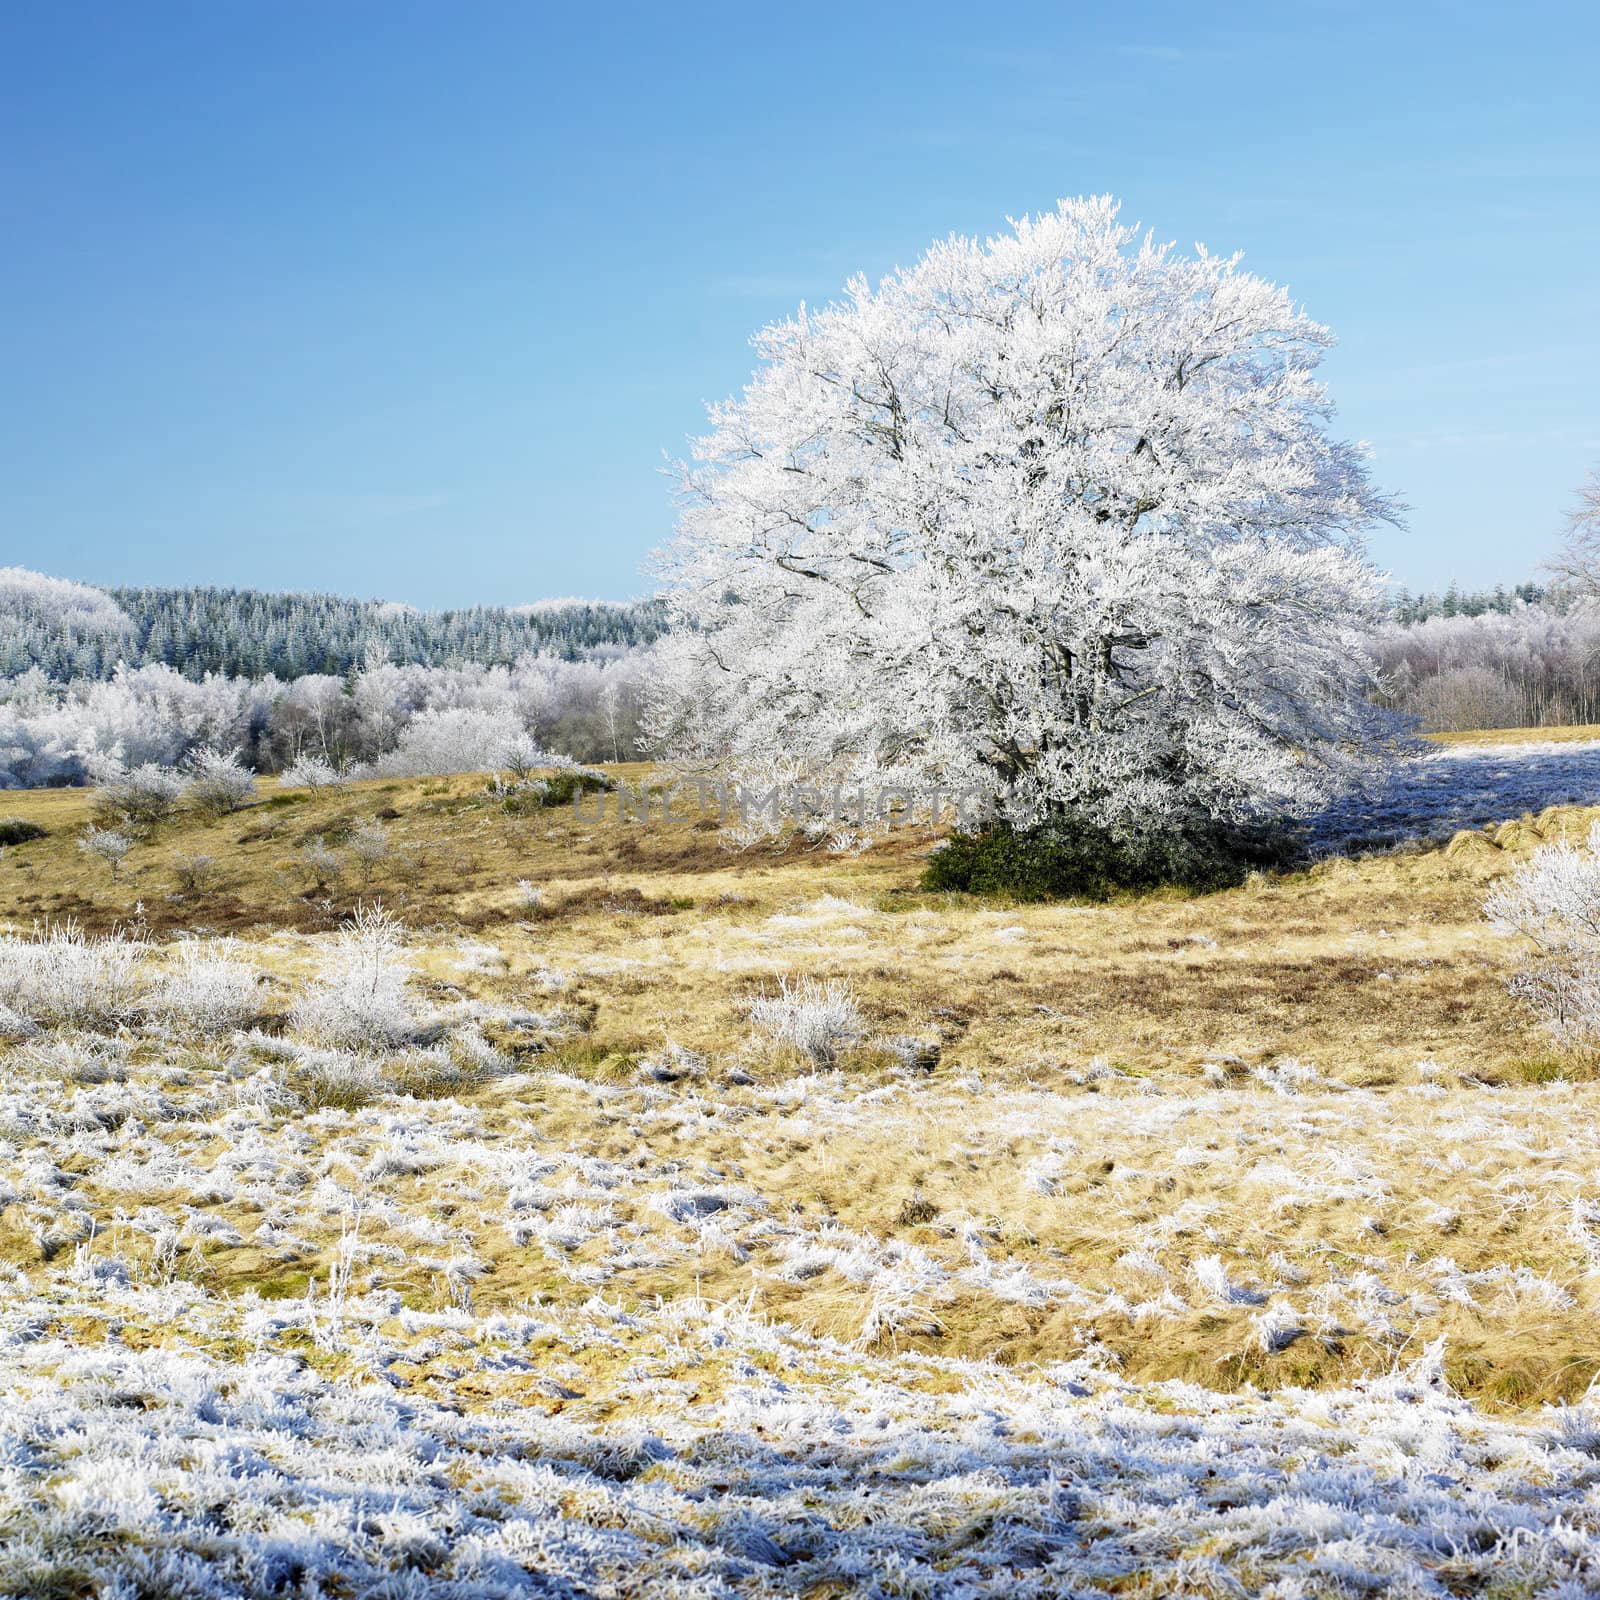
[4, 798, 1600, 1595]
[1311, 738, 1600, 852]
[3, 955, 1600, 1593]
[4, 1283, 1600, 1599]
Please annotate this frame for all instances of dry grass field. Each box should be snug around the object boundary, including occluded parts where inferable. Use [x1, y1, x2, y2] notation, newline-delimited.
[0, 758, 1566, 1080]
[5, 744, 1600, 1593]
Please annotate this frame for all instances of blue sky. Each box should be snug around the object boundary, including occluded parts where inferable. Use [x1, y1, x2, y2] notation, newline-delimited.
[1, 1, 1596, 607]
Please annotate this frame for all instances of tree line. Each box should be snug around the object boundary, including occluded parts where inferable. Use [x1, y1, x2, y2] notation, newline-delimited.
[0, 570, 665, 682]
[0, 568, 657, 786]
[1387, 582, 1552, 625]
[1373, 603, 1600, 732]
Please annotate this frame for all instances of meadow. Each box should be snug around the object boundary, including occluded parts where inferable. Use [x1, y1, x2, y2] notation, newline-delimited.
[3, 736, 1600, 1594]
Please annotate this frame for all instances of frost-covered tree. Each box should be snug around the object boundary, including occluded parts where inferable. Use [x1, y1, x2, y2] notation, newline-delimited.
[0, 566, 665, 681]
[0, 567, 132, 680]
[280, 753, 345, 790]
[182, 745, 257, 816]
[78, 825, 133, 881]
[95, 762, 187, 826]
[1547, 466, 1600, 598]
[1371, 602, 1600, 731]
[368, 706, 528, 778]
[1486, 821, 1600, 1047]
[347, 817, 390, 886]
[648, 198, 1405, 840]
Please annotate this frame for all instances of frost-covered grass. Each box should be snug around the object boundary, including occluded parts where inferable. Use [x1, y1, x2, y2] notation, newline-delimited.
[5, 760, 1600, 1590]
[3, 1286, 1599, 1598]
[6, 976, 1600, 1591]
[1312, 736, 1600, 852]
[748, 974, 863, 1066]
[0, 922, 146, 1030]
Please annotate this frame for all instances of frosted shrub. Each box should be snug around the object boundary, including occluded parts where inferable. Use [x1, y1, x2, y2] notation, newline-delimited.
[0, 924, 147, 1031]
[369, 708, 527, 779]
[170, 852, 218, 895]
[348, 818, 390, 885]
[1486, 820, 1600, 1046]
[749, 976, 862, 1067]
[183, 745, 257, 817]
[301, 836, 343, 892]
[96, 762, 185, 825]
[148, 942, 261, 1035]
[0, 1001, 37, 1041]
[77, 825, 133, 881]
[490, 773, 549, 810]
[1485, 821, 1600, 955]
[290, 907, 422, 1051]
[454, 940, 508, 974]
[280, 754, 344, 790]
[1508, 960, 1600, 1050]
[1416, 666, 1524, 734]
[516, 879, 543, 916]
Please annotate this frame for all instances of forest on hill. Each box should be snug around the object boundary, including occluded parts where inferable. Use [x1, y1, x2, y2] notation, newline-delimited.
[0, 570, 666, 682]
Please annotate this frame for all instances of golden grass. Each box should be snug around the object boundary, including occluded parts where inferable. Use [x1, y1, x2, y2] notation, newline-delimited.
[1429, 723, 1600, 745]
[9, 762, 1600, 1404]
[0, 764, 1576, 1080]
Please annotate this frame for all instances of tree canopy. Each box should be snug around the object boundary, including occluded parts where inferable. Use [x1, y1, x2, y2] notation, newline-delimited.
[649, 197, 1405, 836]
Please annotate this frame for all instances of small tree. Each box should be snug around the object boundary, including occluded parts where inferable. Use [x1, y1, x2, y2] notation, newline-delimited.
[649, 198, 1405, 861]
[184, 746, 257, 817]
[290, 906, 420, 1051]
[96, 762, 186, 827]
[171, 852, 219, 896]
[301, 836, 343, 893]
[599, 680, 623, 764]
[281, 754, 345, 791]
[501, 730, 548, 785]
[1415, 667, 1523, 733]
[348, 818, 390, 886]
[78, 825, 133, 882]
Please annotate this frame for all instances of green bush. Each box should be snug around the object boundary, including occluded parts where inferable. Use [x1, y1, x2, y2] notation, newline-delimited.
[0, 818, 47, 847]
[542, 768, 615, 805]
[498, 768, 617, 813]
[921, 814, 1295, 901]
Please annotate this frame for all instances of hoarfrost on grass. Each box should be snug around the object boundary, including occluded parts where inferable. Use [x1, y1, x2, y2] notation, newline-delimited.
[748, 976, 863, 1067]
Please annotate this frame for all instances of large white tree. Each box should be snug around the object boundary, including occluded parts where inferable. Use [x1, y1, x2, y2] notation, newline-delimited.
[648, 197, 1405, 838]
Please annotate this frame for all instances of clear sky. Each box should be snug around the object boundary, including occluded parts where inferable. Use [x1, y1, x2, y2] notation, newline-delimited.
[1, 1, 1596, 607]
